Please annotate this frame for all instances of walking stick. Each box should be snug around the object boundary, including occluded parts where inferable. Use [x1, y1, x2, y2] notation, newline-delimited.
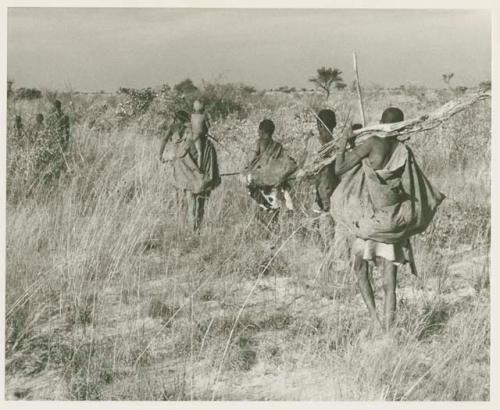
[353, 52, 366, 126]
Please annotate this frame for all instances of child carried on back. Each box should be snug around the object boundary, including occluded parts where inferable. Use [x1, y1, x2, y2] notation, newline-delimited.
[190, 100, 210, 168]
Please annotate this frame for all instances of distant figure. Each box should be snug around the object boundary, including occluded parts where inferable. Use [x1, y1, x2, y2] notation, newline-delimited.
[31, 113, 46, 141]
[47, 100, 70, 150]
[245, 119, 296, 212]
[14, 115, 23, 139]
[331, 107, 445, 332]
[36, 113, 45, 126]
[160, 110, 221, 231]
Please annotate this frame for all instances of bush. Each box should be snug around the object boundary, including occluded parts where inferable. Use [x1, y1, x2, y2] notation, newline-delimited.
[116, 87, 156, 119]
[15, 87, 42, 100]
[154, 81, 254, 122]
[199, 82, 254, 120]
[277, 86, 296, 94]
[479, 80, 491, 91]
[174, 78, 198, 95]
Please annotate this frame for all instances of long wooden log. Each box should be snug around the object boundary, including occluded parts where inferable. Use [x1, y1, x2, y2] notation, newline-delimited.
[296, 89, 491, 178]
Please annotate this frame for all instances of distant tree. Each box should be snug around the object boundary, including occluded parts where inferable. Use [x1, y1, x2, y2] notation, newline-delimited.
[174, 78, 198, 95]
[118, 87, 132, 95]
[15, 87, 42, 100]
[277, 86, 296, 94]
[479, 80, 491, 91]
[309, 67, 344, 99]
[242, 85, 256, 94]
[442, 73, 454, 87]
[335, 82, 347, 90]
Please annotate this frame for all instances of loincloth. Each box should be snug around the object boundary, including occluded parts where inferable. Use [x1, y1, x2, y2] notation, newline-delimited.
[352, 237, 411, 266]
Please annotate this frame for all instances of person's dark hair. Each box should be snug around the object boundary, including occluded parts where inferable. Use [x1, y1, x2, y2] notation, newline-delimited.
[351, 123, 363, 131]
[259, 119, 275, 135]
[54, 100, 62, 110]
[381, 107, 404, 124]
[317, 109, 336, 132]
[174, 110, 190, 123]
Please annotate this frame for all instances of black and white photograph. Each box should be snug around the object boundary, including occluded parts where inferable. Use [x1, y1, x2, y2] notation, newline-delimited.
[2, 1, 495, 403]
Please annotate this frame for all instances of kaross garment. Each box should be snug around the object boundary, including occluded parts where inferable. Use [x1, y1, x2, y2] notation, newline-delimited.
[245, 139, 297, 210]
[172, 136, 221, 195]
[331, 141, 445, 249]
[245, 140, 298, 188]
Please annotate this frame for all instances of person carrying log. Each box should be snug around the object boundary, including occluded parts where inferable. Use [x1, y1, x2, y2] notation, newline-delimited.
[159, 110, 221, 232]
[331, 107, 445, 332]
[312, 109, 342, 214]
[244, 119, 297, 213]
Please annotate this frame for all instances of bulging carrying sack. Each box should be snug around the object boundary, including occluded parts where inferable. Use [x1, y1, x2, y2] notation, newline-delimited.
[245, 154, 298, 187]
[331, 143, 445, 243]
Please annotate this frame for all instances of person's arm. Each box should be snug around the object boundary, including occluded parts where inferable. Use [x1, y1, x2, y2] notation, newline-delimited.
[205, 113, 211, 131]
[334, 126, 372, 175]
[159, 127, 173, 162]
[247, 140, 261, 167]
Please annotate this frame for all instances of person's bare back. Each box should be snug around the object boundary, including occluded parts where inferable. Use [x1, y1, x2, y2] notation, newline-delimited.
[363, 136, 400, 171]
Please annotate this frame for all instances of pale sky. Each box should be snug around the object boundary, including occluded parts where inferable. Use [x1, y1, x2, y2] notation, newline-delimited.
[7, 8, 491, 92]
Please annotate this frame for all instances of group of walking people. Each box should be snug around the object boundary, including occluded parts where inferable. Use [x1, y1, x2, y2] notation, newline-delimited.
[158, 100, 444, 332]
[14, 99, 71, 151]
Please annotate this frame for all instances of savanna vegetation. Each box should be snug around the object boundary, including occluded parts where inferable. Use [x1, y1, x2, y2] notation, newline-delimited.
[5, 78, 490, 400]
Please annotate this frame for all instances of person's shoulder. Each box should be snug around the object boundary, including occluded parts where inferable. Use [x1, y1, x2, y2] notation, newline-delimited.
[362, 135, 387, 150]
[365, 135, 383, 144]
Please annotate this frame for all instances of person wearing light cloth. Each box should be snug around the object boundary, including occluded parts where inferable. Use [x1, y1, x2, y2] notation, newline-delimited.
[332, 107, 444, 332]
[159, 110, 221, 231]
[245, 119, 296, 212]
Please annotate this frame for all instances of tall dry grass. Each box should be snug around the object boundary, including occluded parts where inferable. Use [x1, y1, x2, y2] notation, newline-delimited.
[5, 87, 490, 400]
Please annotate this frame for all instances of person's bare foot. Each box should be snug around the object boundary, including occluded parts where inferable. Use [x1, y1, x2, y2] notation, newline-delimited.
[359, 322, 383, 340]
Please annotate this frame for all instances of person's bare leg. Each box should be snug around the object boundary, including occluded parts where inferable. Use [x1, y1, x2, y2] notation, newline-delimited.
[353, 254, 382, 329]
[185, 191, 197, 232]
[194, 138, 202, 169]
[194, 194, 206, 232]
[380, 256, 397, 332]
